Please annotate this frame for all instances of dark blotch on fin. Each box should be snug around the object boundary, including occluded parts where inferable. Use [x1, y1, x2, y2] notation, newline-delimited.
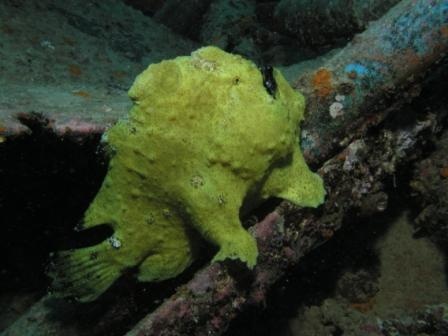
[47, 241, 122, 302]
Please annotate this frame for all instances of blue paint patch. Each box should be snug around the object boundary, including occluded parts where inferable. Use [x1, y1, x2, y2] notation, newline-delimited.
[383, 0, 448, 56]
[345, 63, 369, 77]
[344, 60, 388, 91]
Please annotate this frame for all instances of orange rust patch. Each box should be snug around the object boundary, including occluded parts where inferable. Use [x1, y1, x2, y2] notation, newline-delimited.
[112, 71, 127, 79]
[441, 26, 448, 38]
[72, 90, 91, 98]
[0, 125, 6, 143]
[62, 36, 76, 46]
[336, 149, 348, 161]
[68, 64, 82, 77]
[348, 71, 357, 80]
[350, 297, 375, 313]
[312, 68, 333, 97]
[440, 167, 448, 178]
[1, 24, 14, 34]
[402, 49, 422, 68]
[320, 228, 334, 240]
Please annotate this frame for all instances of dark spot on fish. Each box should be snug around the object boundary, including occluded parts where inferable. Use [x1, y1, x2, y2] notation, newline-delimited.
[260, 65, 277, 98]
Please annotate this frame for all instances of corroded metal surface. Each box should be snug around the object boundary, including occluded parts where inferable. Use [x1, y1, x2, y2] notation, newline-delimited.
[1, 0, 448, 335]
[0, 0, 197, 138]
[297, 0, 448, 164]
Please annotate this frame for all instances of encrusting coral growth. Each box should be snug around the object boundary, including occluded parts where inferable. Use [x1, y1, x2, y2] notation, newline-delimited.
[47, 46, 325, 302]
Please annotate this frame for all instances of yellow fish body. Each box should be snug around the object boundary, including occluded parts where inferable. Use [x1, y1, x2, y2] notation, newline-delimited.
[48, 46, 325, 302]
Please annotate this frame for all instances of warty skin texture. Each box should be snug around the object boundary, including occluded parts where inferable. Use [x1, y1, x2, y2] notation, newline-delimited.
[48, 46, 325, 302]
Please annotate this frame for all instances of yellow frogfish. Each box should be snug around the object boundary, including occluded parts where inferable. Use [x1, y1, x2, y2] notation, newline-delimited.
[48, 46, 325, 302]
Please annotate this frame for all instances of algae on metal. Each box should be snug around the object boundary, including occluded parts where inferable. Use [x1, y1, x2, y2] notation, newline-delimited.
[48, 46, 325, 302]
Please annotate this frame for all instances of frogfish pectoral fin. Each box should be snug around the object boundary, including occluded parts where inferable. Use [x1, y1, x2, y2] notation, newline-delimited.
[137, 251, 193, 282]
[263, 148, 326, 208]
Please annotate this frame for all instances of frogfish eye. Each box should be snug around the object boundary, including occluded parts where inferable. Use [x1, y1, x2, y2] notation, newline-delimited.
[260, 65, 277, 98]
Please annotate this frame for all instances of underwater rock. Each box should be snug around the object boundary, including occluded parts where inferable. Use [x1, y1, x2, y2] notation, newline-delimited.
[154, 0, 213, 39]
[411, 128, 448, 244]
[200, 0, 259, 60]
[124, 0, 166, 15]
[379, 304, 448, 335]
[274, 0, 400, 46]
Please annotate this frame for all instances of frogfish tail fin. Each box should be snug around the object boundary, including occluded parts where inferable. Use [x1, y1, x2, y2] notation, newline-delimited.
[47, 241, 123, 302]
